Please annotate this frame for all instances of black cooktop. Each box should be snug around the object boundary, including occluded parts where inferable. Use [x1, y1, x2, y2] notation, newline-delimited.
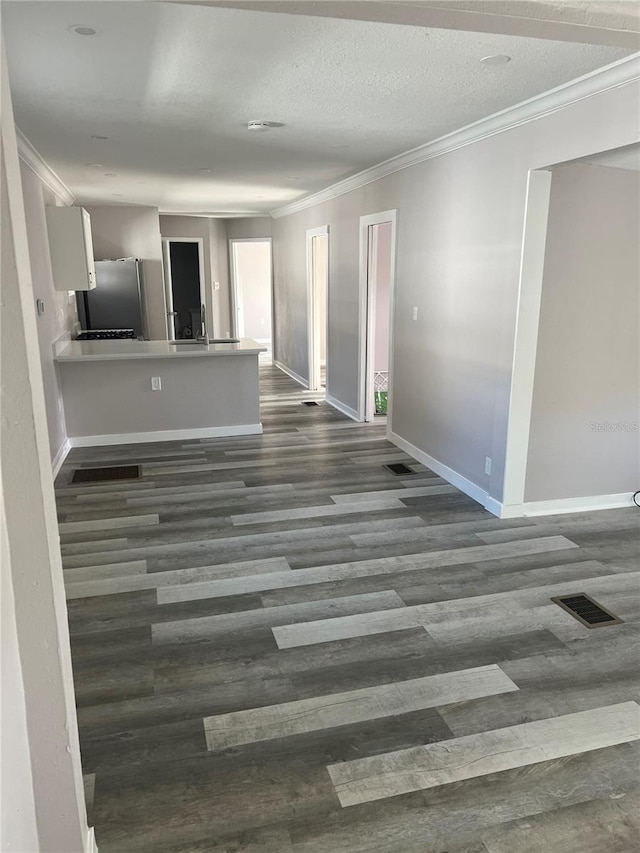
[76, 330, 136, 341]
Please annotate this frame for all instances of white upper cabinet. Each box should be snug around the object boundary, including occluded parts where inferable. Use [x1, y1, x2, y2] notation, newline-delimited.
[46, 206, 97, 291]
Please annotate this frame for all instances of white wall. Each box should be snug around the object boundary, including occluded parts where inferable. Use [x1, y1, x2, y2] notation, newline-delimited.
[19, 161, 77, 467]
[2, 43, 89, 850]
[525, 163, 640, 501]
[272, 76, 640, 504]
[312, 234, 328, 363]
[373, 221, 392, 373]
[86, 204, 167, 340]
[233, 241, 272, 340]
[1, 499, 39, 853]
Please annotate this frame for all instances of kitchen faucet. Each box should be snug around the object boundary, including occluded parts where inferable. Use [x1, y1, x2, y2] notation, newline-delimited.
[197, 303, 207, 342]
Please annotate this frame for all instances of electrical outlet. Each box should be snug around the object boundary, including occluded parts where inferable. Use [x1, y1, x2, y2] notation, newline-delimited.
[412, 306, 418, 321]
[484, 456, 492, 476]
[151, 377, 162, 391]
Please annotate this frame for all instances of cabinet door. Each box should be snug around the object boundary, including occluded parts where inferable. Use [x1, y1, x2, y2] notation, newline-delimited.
[81, 207, 97, 289]
[46, 206, 96, 291]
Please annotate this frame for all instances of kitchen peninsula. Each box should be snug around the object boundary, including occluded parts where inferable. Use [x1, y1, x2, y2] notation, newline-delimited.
[54, 338, 266, 446]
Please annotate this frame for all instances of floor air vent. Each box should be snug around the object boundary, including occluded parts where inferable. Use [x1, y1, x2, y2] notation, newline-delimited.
[384, 463, 415, 476]
[72, 465, 141, 484]
[551, 593, 622, 628]
[303, 401, 320, 407]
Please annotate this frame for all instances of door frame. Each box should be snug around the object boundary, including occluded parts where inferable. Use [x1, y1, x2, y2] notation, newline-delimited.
[161, 237, 207, 340]
[306, 225, 329, 391]
[229, 237, 273, 343]
[358, 209, 398, 425]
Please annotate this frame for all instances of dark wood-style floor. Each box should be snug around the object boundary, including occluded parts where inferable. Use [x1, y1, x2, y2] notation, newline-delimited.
[55, 366, 640, 853]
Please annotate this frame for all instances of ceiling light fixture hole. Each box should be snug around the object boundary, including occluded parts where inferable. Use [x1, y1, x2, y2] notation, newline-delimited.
[480, 54, 511, 66]
[70, 25, 98, 36]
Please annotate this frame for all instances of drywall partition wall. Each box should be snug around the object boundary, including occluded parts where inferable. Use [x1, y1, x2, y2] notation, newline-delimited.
[19, 160, 76, 468]
[314, 234, 328, 366]
[1, 499, 39, 853]
[525, 163, 640, 502]
[271, 73, 640, 508]
[159, 215, 231, 340]
[226, 216, 272, 239]
[373, 221, 392, 373]
[86, 204, 167, 339]
[232, 240, 273, 340]
[210, 217, 232, 337]
[160, 215, 213, 338]
[2, 43, 89, 850]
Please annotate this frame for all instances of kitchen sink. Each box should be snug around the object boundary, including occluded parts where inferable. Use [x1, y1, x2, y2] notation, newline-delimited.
[170, 338, 241, 346]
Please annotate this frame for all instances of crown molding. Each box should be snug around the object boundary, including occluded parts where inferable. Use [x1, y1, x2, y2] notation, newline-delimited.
[159, 210, 266, 219]
[16, 128, 75, 206]
[270, 52, 640, 220]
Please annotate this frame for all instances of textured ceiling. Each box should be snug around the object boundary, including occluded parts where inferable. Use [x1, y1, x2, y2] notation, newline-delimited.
[3, 1, 634, 214]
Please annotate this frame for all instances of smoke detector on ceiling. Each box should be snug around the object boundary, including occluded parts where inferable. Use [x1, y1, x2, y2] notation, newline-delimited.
[247, 121, 272, 133]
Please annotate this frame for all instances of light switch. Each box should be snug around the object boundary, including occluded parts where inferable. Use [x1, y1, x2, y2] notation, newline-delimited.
[412, 306, 418, 321]
[214, 281, 220, 290]
[36, 299, 45, 316]
[151, 377, 162, 391]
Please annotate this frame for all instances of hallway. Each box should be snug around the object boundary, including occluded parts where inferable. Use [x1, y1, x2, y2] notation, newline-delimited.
[55, 366, 640, 853]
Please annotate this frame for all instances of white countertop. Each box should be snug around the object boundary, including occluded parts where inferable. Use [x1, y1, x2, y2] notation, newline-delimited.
[55, 338, 266, 363]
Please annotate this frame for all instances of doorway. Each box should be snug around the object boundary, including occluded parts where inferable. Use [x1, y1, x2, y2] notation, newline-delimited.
[229, 239, 273, 360]
[359, 210, 397, 423]
[162, 238, 206, 341]
[306, 226, 329, 391]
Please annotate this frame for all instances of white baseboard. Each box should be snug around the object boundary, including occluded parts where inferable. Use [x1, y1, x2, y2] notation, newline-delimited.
[389, 431, 493, 511]
[86, 826, 98, 853]
[497, 492, 636, 518]
[385, 432, 637, 520]
[326, 394, 360, 422]
[68, 424, 263, 447]
[273, 359, 308, 388]
[52, 438, 71, 478]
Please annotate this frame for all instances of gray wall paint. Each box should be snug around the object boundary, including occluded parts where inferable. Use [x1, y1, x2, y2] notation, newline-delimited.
[272, 80, 640, 501]
[59, 355, 261, 438]
[209, 218, 232, 338]
[20, 161, 77, 465]
[525, 164, 640, 501]
[225, 217, 272, 239]
[159, 215, 232, 341]
[86, 205, 167, 340]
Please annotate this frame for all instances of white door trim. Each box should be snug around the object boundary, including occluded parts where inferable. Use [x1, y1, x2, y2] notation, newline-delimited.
[358, 209, 398, 427]
[229, 238, 273, 342]
[162, 237, 207, 340]
[501, 170, 553, 508]
[306, 225, 329, 391]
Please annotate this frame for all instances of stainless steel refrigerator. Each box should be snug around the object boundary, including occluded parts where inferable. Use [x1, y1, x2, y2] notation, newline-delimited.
[77, 258, 148, 338]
